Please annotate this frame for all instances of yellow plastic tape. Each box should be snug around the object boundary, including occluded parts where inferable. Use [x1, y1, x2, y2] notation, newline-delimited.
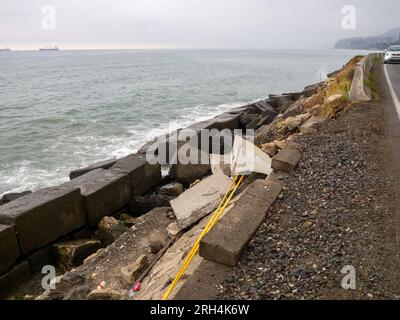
[162, 175, 244, 300]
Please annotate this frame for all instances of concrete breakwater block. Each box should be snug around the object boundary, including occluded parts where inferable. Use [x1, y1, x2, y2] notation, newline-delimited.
[0, 187, 85, 255]
[62, 169, 130, 226]
[111, 154, 162, 196]
[199, 179, 283, 267]
[0, 225, 20, 275]
[271, 147, 302, 173]
[170, 171, 232, 229]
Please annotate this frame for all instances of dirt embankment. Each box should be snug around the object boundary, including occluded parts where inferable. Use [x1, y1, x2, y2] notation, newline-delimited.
[219, 65, 400, 300]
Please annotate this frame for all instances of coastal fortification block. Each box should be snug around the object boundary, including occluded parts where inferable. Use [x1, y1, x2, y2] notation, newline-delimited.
[171, 171, 232, 229]
[0, 225, 20, 275]
[0, 187, 85, 255]
[111, 154, 161, 196]
[69, 159, 117, 180]
[199, 179, 283, 267]
[271, 147, 302, 173]
[63, 169, 130, 226]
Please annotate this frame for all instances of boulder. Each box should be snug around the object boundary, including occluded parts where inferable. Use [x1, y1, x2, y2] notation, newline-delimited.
[167, 222, 182, 239]
[272, 147, 302, 173]
[0, 186, 85, 255]
[95, 216, 129, 246]
[170, 171, 232, 229]
[53, 239, 102, 271]
[284, 116, 303, 132]
[119, 213, 138, 227]
[282, 102, 303, 119]
[0, 225, 20, 275]
[69, 159, 117, 180]
[159, 182, 184, 197]
[87, 288, 125, 300]
[120, 254, 149, 284]
[300, 116, 326, 134]
[326, 93, 344, 105]
[260, 142, 278, 157]
[309, 104, 322, 116]
[62, 169, 130, 226]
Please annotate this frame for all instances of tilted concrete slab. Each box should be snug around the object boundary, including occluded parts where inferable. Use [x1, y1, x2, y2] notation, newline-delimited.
[170, 171, 232, 229]
[271, 147, 302, 173]
[199, 179, 283, 267]
[231, 135, 273, 176]
[62, 169, 130, 226]
[0, 225, 20, 275]
[0, 187, 85, 255]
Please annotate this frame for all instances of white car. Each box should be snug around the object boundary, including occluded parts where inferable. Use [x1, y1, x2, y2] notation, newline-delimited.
[384, 45, 400, 64]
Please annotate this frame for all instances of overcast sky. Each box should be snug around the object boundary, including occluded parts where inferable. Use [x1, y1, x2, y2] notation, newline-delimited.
[1, 0, 399, 50]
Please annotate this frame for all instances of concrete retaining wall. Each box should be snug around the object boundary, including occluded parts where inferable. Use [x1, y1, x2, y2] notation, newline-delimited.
[349, 52, 384, 102]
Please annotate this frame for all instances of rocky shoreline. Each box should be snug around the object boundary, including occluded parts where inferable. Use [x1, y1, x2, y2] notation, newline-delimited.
[0, 55, 366, 300]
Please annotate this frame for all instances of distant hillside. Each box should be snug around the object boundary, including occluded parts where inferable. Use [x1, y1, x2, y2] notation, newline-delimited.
[334, 27, 400, 50]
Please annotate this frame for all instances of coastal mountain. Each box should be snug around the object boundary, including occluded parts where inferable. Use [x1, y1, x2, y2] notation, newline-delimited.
[334, 27, 400, 50]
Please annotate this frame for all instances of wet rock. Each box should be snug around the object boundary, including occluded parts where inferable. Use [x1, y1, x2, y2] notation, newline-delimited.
[87, 288, 125, 300]
[94, 216, 129, 246]
[120, 254, 149, 284]
[159, 182, 184, 197]
[261, 142, 278, 157]
[119, 213, 138, 227]
[53, 239, 102, 271]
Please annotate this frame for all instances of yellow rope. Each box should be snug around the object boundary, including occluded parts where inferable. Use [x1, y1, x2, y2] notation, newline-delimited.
[162, 175, 245, 300]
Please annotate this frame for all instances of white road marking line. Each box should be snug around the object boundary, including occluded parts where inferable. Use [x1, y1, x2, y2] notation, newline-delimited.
[384, 65, 400, 120]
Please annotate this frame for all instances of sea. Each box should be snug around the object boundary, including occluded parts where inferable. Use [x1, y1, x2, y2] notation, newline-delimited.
[0, 49, 365, 195]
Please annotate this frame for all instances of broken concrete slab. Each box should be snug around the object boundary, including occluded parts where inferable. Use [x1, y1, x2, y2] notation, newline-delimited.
[0, 186, 85, 255]
[111, 153, 162, 197]
[199, 179, 283, 267]
[171, 170, 232, 229]
[62, 169, 130, 226]
[300, 116, 326, 134]
[231, 135, 272, 176]
[173, 259, 232, 300]
[69, 159, 117, 180]
[38, 207, 172, 300]
[53, 239, 103, 272]
[0, 225, 20, 275]
[272, 147, 302, 173]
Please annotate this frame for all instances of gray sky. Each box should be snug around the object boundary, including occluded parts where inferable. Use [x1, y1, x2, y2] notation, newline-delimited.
[1, 0, 399, 50]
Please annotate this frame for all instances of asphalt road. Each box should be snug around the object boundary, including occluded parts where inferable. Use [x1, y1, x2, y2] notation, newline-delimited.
[384, 64, 400, 119]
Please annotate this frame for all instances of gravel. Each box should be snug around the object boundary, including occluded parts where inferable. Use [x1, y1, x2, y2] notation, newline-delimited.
[218, 100, 400, 300]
